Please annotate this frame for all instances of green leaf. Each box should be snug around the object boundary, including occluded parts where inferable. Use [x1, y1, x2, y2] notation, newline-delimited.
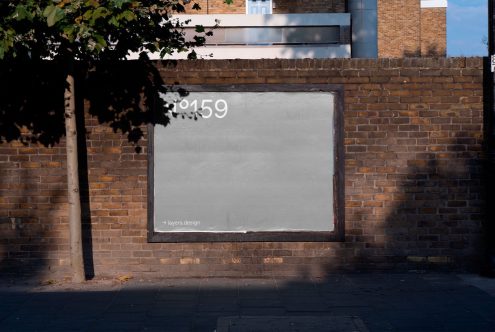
[63, 25, 76, 42]
[43, 5, 65, 27]
[111, 0, 131, 9]
[193, 35, 205, 45]
[195, 25, 205, 33]
[83, 10, 93, 20]
[108, 16, 120, 27]
[90, 6, 110, 25]
[94, 7, 110, 18]
[13, 5, 31, 21]
[42, 5, 55, 17]
[119, 10, 136, 22]
[144, 43, 158, 53]
[187, 50, 197, 60]
[93, 34, 107, 50]
[84, 0, 99, 8]
[224, 0, 234, 4]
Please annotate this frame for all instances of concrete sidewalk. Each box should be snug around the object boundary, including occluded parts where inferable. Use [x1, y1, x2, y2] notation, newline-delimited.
[0, 273, 494, 332]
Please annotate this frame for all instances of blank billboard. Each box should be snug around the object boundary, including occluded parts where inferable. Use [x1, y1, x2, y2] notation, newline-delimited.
[152, 89, 337, 235]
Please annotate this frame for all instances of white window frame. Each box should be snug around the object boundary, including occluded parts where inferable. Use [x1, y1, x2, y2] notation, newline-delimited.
[246, 0, 273, 15]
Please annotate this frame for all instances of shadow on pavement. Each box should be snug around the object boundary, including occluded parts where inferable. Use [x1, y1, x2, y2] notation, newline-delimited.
[0, 274, 494, 332]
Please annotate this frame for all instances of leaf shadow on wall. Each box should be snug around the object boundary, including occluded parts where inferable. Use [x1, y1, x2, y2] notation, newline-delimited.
[402, 44, 443, 58]
[83, 60, 186, 151]
[0, 59, 182, 280]
[376, 157, 484, 271]
[0, 62, 67, 280]
[329, 152, 485, 273]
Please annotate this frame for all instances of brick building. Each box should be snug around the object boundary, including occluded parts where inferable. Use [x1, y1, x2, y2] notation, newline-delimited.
[171, 0, 448, 59]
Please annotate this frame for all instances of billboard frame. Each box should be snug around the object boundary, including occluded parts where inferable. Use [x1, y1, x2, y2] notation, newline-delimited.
[147, 84, 345, 242]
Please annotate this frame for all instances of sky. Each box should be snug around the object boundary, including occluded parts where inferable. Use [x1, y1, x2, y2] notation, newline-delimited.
[447, 0, 488, 56]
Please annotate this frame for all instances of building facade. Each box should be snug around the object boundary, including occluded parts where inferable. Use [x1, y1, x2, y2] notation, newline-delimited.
[3, 1, 475, 282]
[173, 0, 447, 59]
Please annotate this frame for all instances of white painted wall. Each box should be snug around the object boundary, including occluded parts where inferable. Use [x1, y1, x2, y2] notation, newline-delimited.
[127, 14, 351, 60]
[170, 45, 349, 59]
[421, 0, 447, 8]
[128, 45, 350, 60]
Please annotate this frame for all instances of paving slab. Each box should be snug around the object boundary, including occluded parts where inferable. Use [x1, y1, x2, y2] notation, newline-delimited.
[0, 273, 493, 332]
[216, 316, 369, 332]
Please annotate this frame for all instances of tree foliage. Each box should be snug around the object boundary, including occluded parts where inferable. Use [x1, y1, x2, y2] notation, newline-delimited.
[0, 0, 214, 61]
[0, 0, 233, 281]
[0, 0, 227, 146]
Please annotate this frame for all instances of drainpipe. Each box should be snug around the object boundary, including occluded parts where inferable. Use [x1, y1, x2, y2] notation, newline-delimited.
[348, 0, 378, 58]
[483, 0, 495, 276]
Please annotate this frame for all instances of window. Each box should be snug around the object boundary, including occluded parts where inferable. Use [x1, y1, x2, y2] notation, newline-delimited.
[185, 26, 341, 45]
[247, 0, 272, 14]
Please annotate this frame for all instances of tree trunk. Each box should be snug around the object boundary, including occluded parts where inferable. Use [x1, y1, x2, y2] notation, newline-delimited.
[64, 64, 85, 283]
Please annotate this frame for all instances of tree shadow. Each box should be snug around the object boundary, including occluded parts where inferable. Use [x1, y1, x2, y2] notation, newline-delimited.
[75, 78, 94, 280]
[0, 62, 66, 280]
[1, 275, 495, 331]
[83, 60, 173, 151]
[0, 59, 183, 280]
[403, 48, 422, 58]
[402, 44, 445, 58]
[0, 61, 66, 146]
[341, 153, 485, 272]
[0, 163, 68, 280]
[421, 44, 443, 57]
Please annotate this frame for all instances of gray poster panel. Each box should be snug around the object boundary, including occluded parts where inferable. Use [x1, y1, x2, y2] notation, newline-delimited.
[153, 91, 335, 233]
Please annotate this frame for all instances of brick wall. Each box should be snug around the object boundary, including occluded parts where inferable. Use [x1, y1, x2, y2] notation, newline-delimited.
[0, 58, 485, 279]
[377, 1, 446, 57]
[183, 0, 245, 14]
[421, 7, 447, 56]
[377, 0, 421, 57]
[182, 0, 346, 14]
[0, 144, 69, 276]
[272, 0, 346, 13]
